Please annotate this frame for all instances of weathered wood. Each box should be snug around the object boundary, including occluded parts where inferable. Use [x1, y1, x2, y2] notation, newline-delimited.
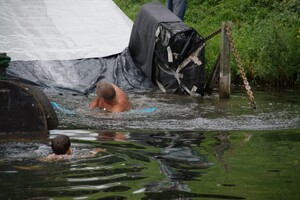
[0, 53, 7, 77]
[219, 22, 232, 99]
[205, 54, 220, 95]
[0, 81, 49, 139]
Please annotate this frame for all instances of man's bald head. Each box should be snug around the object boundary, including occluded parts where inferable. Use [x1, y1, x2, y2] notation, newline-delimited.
[96, 81, 116, 101]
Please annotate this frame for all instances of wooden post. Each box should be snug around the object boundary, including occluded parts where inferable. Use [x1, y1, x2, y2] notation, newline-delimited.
[219, 22, 232, 99]
[204, 54, 220, 95]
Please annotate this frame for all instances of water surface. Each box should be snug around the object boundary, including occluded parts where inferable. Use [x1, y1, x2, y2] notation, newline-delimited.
[0, 89, 299, 199]
[0, 129, 299, 199]
[49, 89, 300, 131]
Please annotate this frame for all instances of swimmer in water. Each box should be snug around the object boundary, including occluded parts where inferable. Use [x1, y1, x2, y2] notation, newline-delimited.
[40, 135, 106, 162]
[89, 81, 132, 113]
[51, 134, 72, 155]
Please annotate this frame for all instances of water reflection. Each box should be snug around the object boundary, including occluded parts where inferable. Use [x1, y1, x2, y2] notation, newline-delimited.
[1, 129, 299, 199]
[213, 132, 230, 171]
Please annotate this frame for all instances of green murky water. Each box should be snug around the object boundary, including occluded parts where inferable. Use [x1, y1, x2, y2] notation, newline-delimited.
[0, 129, 299, 199]
[0, 90, 299, 199]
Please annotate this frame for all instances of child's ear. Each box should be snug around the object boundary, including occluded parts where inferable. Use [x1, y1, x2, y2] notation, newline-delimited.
[66, 148, 72, 155]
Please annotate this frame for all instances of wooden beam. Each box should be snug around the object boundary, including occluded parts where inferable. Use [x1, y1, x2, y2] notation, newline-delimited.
[219, 22, 232, 99]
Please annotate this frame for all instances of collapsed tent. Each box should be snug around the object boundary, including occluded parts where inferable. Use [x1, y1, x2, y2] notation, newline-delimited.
[1, 1, 205, 96]
[0, 0, 153, 94]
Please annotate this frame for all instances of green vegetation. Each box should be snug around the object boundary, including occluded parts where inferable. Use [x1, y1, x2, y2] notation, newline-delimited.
[114, 0, 300, 89]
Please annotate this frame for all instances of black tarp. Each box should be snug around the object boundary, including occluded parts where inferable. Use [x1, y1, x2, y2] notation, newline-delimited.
[154, 22, 205, 96]
[129, 2, 205, 96]
[128, 2, 181, 82]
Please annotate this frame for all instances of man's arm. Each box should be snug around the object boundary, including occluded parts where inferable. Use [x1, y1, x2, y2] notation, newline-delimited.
[89, 98, 99, 109]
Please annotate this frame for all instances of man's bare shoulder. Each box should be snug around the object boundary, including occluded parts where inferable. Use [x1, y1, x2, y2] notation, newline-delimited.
[38, 154, 71, 162]
[38, 148, 107, 162]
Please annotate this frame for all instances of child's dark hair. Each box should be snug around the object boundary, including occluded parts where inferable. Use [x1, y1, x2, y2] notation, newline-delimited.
[51, 135, 71, 155]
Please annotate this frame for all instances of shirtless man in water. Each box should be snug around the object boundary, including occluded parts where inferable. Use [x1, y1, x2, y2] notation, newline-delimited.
[89, 81, 132, 113]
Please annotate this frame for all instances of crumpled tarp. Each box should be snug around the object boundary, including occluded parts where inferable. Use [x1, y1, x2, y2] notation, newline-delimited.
[8, 48, 153, 95]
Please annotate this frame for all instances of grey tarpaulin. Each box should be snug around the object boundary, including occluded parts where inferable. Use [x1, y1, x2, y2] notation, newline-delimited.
[0, 0, 153, 94]
[7, 48, 153, 95]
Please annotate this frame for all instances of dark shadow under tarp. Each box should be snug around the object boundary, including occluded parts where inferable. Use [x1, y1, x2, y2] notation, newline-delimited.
[7, 48, 154, 95]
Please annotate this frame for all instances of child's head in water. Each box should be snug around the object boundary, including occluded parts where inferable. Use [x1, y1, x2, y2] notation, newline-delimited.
[51, 135, 72, 155]
[39, 134, 105, 162]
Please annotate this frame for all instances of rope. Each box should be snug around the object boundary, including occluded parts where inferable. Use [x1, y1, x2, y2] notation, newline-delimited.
[225, 24, 257, 109]
[203, 28, 221, 41]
